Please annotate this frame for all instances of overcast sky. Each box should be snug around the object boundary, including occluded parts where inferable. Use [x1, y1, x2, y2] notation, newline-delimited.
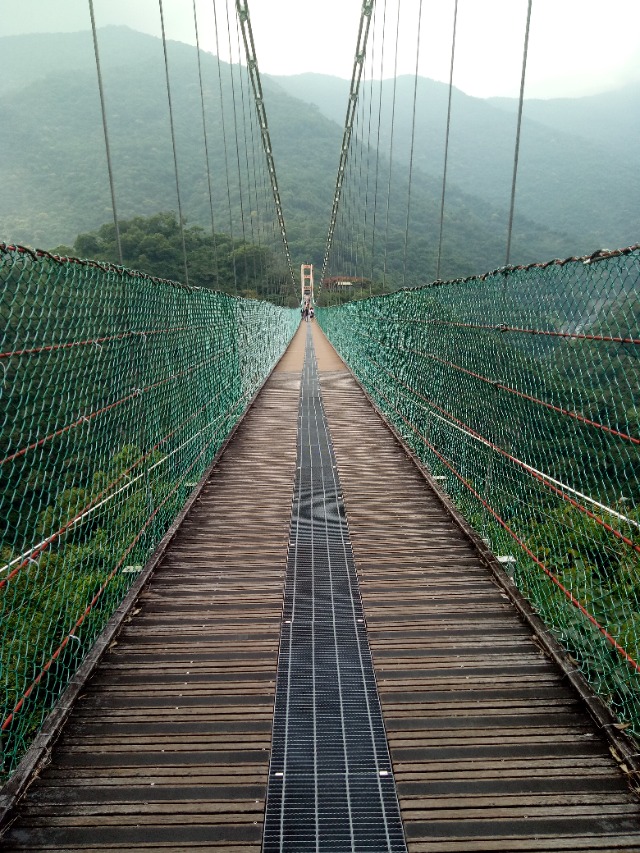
[4, 0, 640, 99]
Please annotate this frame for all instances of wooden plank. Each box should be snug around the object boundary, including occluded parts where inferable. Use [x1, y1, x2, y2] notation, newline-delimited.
[318, 362, 640, 852]
[0, 372, 300, 851]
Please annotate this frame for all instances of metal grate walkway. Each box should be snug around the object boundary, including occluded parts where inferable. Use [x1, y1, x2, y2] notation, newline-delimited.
[263, 326, 407, 851]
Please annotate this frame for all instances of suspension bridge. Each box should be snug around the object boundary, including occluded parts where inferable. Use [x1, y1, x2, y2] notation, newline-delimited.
[1, 0, 640, 850]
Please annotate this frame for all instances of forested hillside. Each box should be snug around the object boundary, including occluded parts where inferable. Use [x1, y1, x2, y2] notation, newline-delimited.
[53, 212, 291, 301]
[274, 73, 640, 255]
[1, 27, 635, 287]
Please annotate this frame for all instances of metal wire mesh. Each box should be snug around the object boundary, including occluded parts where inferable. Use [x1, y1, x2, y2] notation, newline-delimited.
[317, 246, 640, 736]
[0, 243, 298, 780]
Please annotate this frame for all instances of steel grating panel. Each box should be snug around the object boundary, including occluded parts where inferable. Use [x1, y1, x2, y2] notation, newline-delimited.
[262, 327, 407, 852]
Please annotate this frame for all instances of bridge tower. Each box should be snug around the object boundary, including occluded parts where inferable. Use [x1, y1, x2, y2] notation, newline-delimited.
[300, 262, 314, 307]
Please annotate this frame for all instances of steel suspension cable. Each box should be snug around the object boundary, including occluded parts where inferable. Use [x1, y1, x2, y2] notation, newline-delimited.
[345, 69, 361, 279]
[363, 1, 378, 296]
[88, 0, 123, 265]
[236, 0, 296, 292]
[354, 60, 367, 277]
[436, 0, 458, 281]
[192, 0, 220, 282]
[243, 66, 269, 291]
[158, 0, 190, 286]
[369, 0, 388, 290]
[359, 55, 373, 281]
[505, 0, 533, 265]
[235, 23, 259, 285]
[381, 0, 402, 291]
[211, 0, 238, 294]
[344, 59, 367, 280]
[321, 0, 375, 283]
[402, 0, 424, 288]
[224, 0, 250, 286]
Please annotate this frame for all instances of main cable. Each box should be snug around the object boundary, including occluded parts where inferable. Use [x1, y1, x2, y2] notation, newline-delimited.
[236, 0, 296, 294]
[321, 0, 375, 284]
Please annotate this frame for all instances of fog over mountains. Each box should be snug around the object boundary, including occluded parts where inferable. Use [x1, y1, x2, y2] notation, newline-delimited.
[275, 72, 640, 253]
[1, 27, 637, 283]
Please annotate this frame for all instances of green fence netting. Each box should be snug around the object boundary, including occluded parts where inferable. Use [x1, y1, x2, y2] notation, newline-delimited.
[0, 244, 298, 780]
[318, 246, 640, 736]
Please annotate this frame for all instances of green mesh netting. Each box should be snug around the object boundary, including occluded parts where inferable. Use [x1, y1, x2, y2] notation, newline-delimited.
[318, 247, 640, 735]
[0, 244, 298, 780]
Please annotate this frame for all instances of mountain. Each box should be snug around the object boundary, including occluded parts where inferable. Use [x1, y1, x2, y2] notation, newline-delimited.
[273, 72, 640, 254]
[489, 82, 640, 162]
[0, 27, 629, 288]
[0, 29, 343, 271]
[0, 28, 169, 93]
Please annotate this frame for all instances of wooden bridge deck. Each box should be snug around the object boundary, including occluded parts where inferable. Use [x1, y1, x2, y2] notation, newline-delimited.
[2, 322, 640, 851]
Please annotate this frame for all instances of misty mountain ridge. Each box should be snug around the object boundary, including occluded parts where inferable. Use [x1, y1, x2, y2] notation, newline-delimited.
[273, 71, 640, 252]
[1, 26, 637, 285]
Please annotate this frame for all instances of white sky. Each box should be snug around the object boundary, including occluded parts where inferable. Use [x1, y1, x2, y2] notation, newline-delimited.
[4, 0, 640, 99]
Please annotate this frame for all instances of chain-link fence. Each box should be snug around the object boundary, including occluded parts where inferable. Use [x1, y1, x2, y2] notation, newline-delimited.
[318, 246, 640, 735]
[0, 244, 298, 780]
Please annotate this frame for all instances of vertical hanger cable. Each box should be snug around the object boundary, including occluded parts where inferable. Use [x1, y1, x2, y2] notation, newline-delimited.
[436, 0, 458, 280]
[88, 0, 123, 265]
[505, 0, 533, 266]
[158, 0, 190, 286]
